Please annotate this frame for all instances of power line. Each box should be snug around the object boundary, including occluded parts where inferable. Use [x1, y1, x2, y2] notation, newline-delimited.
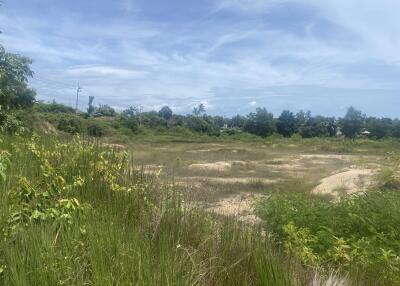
[75, 83, 82, 112]
[30, 76, 76, 90]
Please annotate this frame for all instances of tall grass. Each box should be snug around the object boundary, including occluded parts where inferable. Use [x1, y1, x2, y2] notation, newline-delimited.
[0, 134, 306, 286]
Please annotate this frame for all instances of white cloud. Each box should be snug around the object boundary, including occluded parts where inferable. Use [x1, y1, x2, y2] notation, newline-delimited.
[1, 0, 399, 115]
[66, 65, 148, 79]
[213, 0, 290, 13]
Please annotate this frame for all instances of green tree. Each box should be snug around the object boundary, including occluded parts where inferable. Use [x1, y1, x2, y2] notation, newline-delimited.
[193, 103, 205, 116]
[231, 114, 247, 128]
[158, 105, 173, 120]
[277, 110, 297, 137]
[87, 96, 95, 116]
[93, 104, 116, 117]
[340, 107, 364, 138]
[299, 116, 337, 138]
[0, 45, 36, 109]
[365, 117, 391, 139]
[243, 107, 276, 137]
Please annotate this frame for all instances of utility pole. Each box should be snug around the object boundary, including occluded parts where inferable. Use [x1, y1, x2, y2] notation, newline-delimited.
[75, 83, 82, 113]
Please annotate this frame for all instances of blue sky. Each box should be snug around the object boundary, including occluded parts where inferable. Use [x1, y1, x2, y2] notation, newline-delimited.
[1, 0, 400, 117]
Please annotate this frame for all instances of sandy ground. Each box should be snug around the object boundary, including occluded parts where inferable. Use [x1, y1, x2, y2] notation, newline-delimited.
[131, 142, 385, 223]
[188, 161, 247, 172]
[205, 193, 267, 224]
[179, 176, 278, 184]
[312, 168, 377, 197]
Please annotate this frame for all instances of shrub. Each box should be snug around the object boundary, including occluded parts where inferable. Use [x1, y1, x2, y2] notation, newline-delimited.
[34, 101, 76, 113]
[87, 123, 105, 137]
[257, 185, 400, 284]
[57, 115, 83, 134]
[0, 111, 27, 134]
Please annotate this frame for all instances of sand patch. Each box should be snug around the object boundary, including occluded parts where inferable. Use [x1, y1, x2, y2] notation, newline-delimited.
[188, 161, 247, 172]
[206, 193, 266, 224]
[138, 164, 163, 175]
[299, 154, 355, 160]
[180, 176, 277, 185]
[312, 168, 376, 196]
[186, 149, 216, 153]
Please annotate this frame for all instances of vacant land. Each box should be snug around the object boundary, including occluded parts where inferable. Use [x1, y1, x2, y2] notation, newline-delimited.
[1, 135, 399, 286]
[128, 139, 386, 222]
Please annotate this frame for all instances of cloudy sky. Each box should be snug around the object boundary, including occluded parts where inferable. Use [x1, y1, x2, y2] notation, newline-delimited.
[1, 0, 400, 116]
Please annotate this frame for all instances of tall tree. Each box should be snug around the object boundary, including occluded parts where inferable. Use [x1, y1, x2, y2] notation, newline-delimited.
[87, 96, 95, 116]
[243, 107, 276, 137]
[193, 103, 205, 116]
[158, 105, 173, 120]
[340, 107, 365, 138]
[0, 45, 36, 109]
[277, 110, 297, 137]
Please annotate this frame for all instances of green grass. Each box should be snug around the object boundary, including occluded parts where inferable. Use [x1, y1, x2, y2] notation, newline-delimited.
[2, 133, 399, 285]
[256, 179, 400, 285]
[0, 134, 305, 286]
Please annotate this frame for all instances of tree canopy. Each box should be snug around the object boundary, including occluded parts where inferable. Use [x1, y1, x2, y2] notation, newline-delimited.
[0, 45, 36, 110]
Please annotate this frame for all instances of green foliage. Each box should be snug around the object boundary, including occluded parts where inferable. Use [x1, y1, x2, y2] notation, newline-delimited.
[365, 117, 392, 139]
[277, 110, 297, 137]
[93, 104, 116, 117]
[185, 115, 219, 135]
[0, 111, 26, 134]
[299, 116, 337, 138]
[87, 121, 105, 137]
[340, 107, 365, 138]
[244, 107, 276, 137]
[0, 45, 36, 110]
[192, 103, 206, 116]
[33, 101, 75, 114]
[0, 134, 299, 286]
[158, 105, 173, 120]
[57, 114, 83, 134]
[87, 96, 95, 116]
[257, 171, 400, 284]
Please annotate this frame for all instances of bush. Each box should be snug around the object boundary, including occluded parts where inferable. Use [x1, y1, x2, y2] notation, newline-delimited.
[185, 116, 219, 136]
[257, 184, 400, 284]
[0, 111, 26, 134]
[34, 101, 76, 114]
[87, 122, 105, 137]
[57, 115, 83, 134]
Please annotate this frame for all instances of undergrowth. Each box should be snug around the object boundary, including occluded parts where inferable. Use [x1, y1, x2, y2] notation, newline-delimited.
[0, 134, 304, 286]
[257, 157, 400, 285]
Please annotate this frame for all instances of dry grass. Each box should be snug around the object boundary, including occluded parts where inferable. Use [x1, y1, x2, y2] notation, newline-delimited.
[126, 140, 385, 222]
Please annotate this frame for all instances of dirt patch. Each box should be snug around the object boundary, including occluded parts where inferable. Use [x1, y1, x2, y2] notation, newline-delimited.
[39, 121, 57, 134]
[206, 193, 266, 224]
[180, 176, 277, 185]
[186, 149, 216, 153]
[138, 164, 163, 175]
[312, 168, 376, 196]
[104, 143, 126, 150]
[299, 154, 355, 160]
[188, 161, 247, 172]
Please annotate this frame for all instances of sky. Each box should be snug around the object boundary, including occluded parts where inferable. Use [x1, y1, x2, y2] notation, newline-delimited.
[1, 0, 400, 117]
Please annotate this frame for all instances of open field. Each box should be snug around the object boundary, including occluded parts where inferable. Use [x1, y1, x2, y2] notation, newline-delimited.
[1, 135, 400, 285]
[127, 138, 390, 222]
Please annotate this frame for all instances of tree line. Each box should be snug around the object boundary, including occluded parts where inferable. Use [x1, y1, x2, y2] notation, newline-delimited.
[1, 44, 400, 139]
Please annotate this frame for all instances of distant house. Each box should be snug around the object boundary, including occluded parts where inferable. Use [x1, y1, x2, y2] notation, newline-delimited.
[361, 130, 371, 137]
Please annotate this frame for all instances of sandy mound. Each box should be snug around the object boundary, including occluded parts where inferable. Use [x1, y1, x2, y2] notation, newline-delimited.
[186, 149, 216, 153]
[137, 164, 163, 175]
[299, 154, 355, 160]
[188, 162, 232, 171]
[312, 168, 376, 196]
[181, 176, 277, 185]
[207, 193, 266, 224]
[188, 161, 247, 172]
